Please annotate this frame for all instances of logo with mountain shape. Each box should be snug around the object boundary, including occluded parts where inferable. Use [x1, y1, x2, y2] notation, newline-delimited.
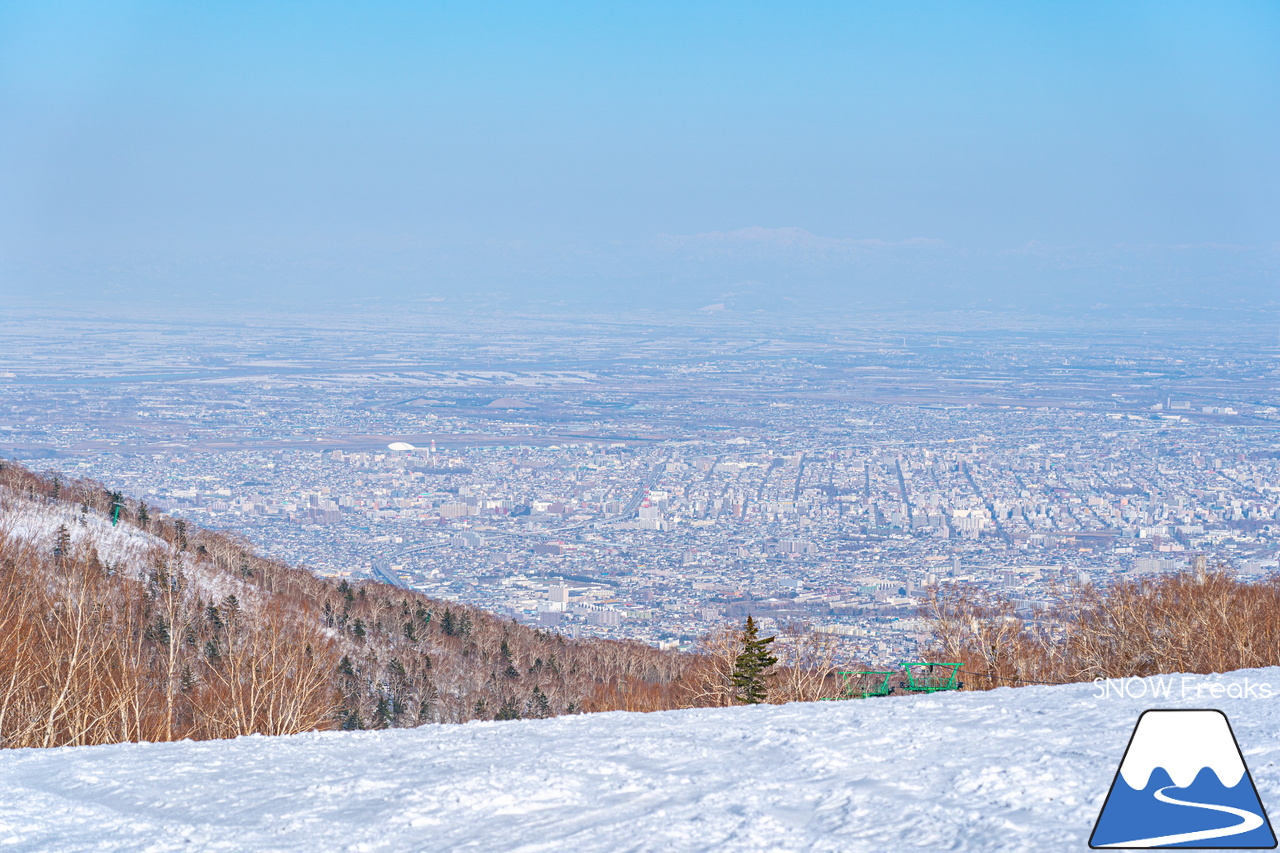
[1091, 709, 1276, 849]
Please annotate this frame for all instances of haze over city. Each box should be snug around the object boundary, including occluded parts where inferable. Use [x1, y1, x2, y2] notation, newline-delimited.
[2, 0, 1279, 657]
[1, 1, 1277, 314]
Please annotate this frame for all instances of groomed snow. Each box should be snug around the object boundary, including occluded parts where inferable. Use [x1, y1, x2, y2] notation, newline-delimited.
[3, 669, 1280, 852]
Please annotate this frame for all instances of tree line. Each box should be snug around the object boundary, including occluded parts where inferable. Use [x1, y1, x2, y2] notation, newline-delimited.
[0, 461, 849, 748]
[921, 568, 1280, 689]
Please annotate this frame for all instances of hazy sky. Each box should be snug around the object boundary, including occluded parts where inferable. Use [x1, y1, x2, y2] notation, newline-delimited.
[1, 1, 1277, 313]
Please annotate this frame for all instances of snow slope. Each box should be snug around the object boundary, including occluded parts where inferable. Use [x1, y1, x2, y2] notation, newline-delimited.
[0, 496, 166, 578]
[3, 669, 1280, 852]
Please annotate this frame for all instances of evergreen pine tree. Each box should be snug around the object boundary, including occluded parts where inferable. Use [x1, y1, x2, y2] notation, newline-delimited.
[730, 615, 777, 704]
[374, 695, 394, 727]
[500, 638, 519, 679]
[528, 686, 551, 718]
[52, 524, 71, 564]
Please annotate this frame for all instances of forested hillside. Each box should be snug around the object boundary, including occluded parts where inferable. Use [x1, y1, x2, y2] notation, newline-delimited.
[0, 461, 717, 747]
[923, 569, 1280, 688]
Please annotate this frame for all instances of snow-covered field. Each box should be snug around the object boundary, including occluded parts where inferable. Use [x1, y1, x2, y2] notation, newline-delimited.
[3, 668, 1279, 852]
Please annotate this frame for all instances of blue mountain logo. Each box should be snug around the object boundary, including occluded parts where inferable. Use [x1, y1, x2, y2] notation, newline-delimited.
[1091, 709, 1276, 848]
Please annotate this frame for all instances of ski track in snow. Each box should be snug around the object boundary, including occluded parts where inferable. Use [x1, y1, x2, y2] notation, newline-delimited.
[1, 670, 1279, 852]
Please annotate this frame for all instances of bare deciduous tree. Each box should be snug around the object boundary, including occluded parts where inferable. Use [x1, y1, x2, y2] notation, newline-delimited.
[769, 623, 846, 703]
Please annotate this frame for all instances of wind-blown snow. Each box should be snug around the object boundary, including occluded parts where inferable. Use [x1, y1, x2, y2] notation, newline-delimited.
[2, 669, 1279, 852]
[1118, 709, 1246, 789]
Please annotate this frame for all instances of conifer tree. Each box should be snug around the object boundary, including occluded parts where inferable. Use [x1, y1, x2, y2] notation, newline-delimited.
[731, 616, 777, 704]
[52, 524, 71, 565]
[500, 638, 519, 679]
[528, 686, 551, 718]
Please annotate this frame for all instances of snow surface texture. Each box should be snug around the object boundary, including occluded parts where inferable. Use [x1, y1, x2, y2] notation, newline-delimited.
[3, 669, 1280, 852]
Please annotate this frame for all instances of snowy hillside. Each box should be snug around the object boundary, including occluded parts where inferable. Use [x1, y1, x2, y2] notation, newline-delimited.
[4, 668, 1280, 852]
[1, 488, 171, 579]
[0, 463, 707, 743]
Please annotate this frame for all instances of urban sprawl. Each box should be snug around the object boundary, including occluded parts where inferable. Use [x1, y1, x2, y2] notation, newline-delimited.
[6, 308, 1280, 665]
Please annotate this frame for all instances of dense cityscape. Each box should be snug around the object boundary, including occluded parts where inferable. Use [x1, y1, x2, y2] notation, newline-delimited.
[6, 306, 1280, 664]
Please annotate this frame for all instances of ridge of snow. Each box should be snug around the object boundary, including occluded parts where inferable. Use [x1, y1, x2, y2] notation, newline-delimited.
[1118, 709, 1246, 790]
[1, 668, 1279, 851]
[0, 493, 167, 576]
[0, 488, 269, 611]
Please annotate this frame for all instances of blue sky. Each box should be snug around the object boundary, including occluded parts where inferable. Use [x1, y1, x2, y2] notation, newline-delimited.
[0, 1, 1277, 312]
